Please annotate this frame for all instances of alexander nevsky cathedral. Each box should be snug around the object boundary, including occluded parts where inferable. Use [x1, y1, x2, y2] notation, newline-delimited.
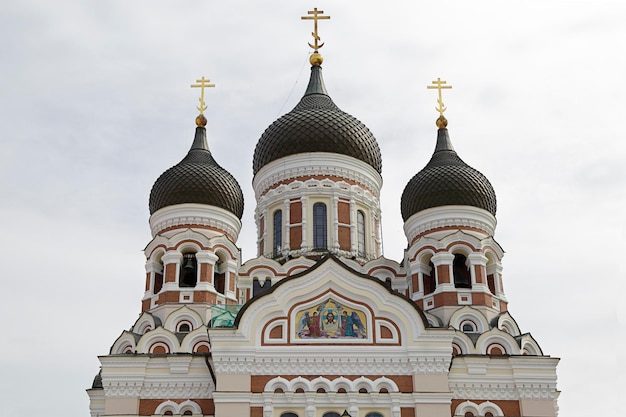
[87, 7, 559, 417]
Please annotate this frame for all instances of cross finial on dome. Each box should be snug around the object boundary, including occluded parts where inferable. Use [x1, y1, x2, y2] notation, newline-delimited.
[427, 77, 452, 128]
[191, 76, 215, 126]
[301, 7, 331, 66]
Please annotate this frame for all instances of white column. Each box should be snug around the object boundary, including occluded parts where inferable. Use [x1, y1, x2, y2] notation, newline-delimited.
[161, 251, 182, 291]
[300, 196, 307, 251]
[350, 200, 357, 255]
[283, 199, 290, 254]
[332, 196, 340, 252]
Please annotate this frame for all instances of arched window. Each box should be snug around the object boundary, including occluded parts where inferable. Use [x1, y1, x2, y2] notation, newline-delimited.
[453, 254, 471, 288]
[322, 413, 341, 417]
[214, 256, 225, 294]
[253, 279, 271, 297]
[357, 210, 366, 257]
[423, 261, 436, 295]
[313, 203, 327, 250]
[280, 413, 299, 417]
[180, 252, 197, 287]
[153, 253, 164, 294]
[366, 413, 384, 417]
[273, 210, 282, 258]
[461, 320, 477, 333]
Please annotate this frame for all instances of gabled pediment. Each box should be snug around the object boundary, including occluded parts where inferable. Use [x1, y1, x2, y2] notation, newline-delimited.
[212, 256, 449, 350]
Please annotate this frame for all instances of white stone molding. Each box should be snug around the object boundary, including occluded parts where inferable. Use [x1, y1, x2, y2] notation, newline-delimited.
[403, 205, 496, 244]
[132, 312, 158, 335]
[448, 306, 490, 333]
[409, 356, 452, 374]
[212, 353, 450, 375]
[263, 376, 400, 393]
[163, 305, 204, 332]
[516, 383, 559, 400]
[253, 153, 383, 200]
[263, 319, 287, 343]
[179, 327, 211, 353]
[136, 327, 180, 354]
[149, 203, 242, 240]
[143, 382, 213, 399]
[452, 334, 472, 355]
[376, 319, 400, 344]
[449, 382, 519, 401]
[520, 334, 543, 356]
[475, 328, 520, 355]
[102, 380, 144, 398]
[494, 312, 521, 337]
[110, 331, 138, 354]
[453, 400, 504, 416]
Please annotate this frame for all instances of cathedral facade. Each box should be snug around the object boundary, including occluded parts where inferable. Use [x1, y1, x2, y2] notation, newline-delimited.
[87, 10, 559, 417]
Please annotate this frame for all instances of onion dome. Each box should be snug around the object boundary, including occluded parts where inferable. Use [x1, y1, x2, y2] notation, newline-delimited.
[149, 122, 244, 219]
[401, 123, 497, 221]
[252, 64, 382, 175]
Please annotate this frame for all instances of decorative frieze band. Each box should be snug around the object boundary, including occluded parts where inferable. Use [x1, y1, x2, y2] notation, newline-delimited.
[103, 381, 213, 399]
[450, 383, 519, 400]
[213, 355, 450, 375]
[450, 382, 558, 401]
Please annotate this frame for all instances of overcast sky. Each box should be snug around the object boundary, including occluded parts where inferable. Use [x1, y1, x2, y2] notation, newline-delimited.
[1, 1, 624, 416]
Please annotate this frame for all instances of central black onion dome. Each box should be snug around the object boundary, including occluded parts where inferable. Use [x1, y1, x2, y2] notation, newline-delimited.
[401, 125, 497, 221]
[149, 124, 244, 219]
[252, 65, 382, 175]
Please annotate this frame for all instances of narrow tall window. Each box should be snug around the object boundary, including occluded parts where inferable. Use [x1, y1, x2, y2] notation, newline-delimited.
[357, 210, 366, 257]
[180, 253, 197, 287]
[423, 261, 436, 295]
[313, 203, 327, 250]
[273, 210, 282, 257]
[453, 253, 472, 288]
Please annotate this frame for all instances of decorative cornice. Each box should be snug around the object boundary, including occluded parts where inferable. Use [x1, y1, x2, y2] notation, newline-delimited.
[404, 206, 496, 245]
[516, 383, 559, 400]
[213, 355, 451, 375]
[149, 204, 242, 240]
[141, 381, 214, 399]
[253, 153, 383, 200]
[450, 382, 519, 400]
[103, 381, 143, 398]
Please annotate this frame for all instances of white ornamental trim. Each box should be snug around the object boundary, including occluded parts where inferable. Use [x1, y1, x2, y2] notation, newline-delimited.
[140, 381, 214, 399]
[449, 382, 519, 400]
[404, 206, 496, 243]
[149, 204, 242, 239]
[213, 355, 450, 375]
[253, 153, 383, 200]
[516, 383, 559, 400]
[102, 381, 143, 398]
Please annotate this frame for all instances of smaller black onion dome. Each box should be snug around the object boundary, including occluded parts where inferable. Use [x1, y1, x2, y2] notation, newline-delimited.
[252, 65, 382, 175]
[91, 370, 103, 389]
[401, 127, 497, 221]
[149, 127, 244, 219]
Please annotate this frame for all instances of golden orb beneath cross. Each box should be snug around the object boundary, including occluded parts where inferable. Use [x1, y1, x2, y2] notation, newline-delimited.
[310, 52, 323, 66]
[196, 114, 207, 127]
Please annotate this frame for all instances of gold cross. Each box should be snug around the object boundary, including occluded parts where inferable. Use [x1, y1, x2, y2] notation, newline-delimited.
[190, 76, 215, 114]
[427, 78, 453, 117]
[301, 8, 330, 50]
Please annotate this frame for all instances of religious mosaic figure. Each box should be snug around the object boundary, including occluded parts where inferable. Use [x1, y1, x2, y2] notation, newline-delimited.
[296, 299, 367, 339]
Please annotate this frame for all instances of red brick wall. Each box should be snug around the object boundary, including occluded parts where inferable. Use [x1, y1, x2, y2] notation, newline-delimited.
[290, 226, 302, 250]
[290, 201, 302, 223]
[338, 226, 351, 250]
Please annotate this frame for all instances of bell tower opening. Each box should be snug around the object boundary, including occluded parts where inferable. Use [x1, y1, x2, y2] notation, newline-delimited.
[179, 252, 197, 288]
